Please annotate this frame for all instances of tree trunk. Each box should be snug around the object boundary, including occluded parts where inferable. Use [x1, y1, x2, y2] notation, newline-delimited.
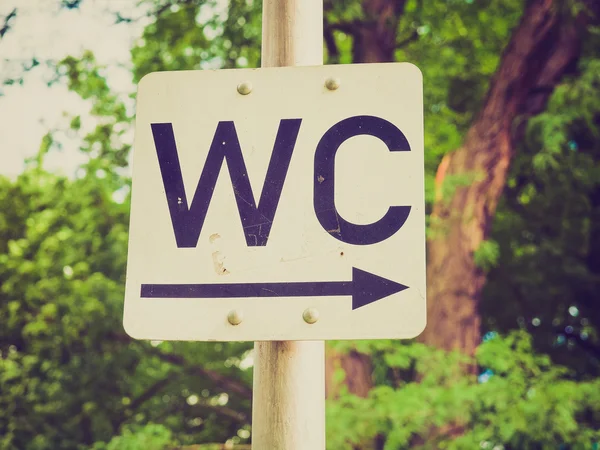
[325, 348, 374, 399]
[421, 0, 594, 358]
[415, 2, 594, 446]
[325, 0, 597, 446]
[352, 0, 406, 63]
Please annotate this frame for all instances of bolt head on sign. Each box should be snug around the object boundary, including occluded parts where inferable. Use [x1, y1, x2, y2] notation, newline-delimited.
[123, 63, 426, 342]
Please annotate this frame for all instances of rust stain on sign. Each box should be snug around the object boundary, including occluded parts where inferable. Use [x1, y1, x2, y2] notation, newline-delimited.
[210, 234, 229, 274]
[212, 251, 230, 275]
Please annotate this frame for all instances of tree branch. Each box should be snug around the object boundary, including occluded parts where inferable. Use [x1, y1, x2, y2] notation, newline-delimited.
[180, 445, 251, 450]
[147, 347, 253, 400]
[112, 373, 179, 433]
[393, 0, 410, 17]
[192, 402, 248, 424]
[396, 30, 419, 49]
[423, 0, 599, 356]
[0, 8, 16, 39]
[151, 398, 249, 430]
[129, 375, 177, 412]
[323, 19, 340, 62]
[107, 332, 252, 400]
[325, 21, 361, 38]
[111, 0, 196, 24]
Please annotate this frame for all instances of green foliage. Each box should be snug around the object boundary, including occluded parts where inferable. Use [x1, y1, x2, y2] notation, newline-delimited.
[527, 59, 600, 171]
[2, 0, 600, 449]
[90, 424, 174, 450]
[439, 171, 485, 204]
[327, 332, 600, 449]
[0, 37, 254, 445]
[482, 49, 600, 376]
[59, 51, 132, 169]
[131, 0, 262, 82]
[0, 167, 131, 449]
[399, 0, 524, 172]
[474, 240, 500, 271]
[0, 160, 252, 449]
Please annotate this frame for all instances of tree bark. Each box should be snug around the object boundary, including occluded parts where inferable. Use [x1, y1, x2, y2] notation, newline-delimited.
[355, 0, 407, 62]
[324, 0, 407, 63]
[325, 348, 373, 399]
[421, 0, 595, 358]
[325, 0, 598, 446]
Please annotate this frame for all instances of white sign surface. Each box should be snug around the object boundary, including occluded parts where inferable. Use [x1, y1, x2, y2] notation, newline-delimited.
[124, 63, 426, 341]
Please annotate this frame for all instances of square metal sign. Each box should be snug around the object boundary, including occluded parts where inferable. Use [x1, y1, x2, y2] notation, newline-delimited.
[124, 63, 426, 341]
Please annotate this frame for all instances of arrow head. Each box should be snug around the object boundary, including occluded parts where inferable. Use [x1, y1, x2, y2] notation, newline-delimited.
[352, 267, 409, 310]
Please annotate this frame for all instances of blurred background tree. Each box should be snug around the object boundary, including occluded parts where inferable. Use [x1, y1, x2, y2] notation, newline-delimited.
[0, 0, 599, 449]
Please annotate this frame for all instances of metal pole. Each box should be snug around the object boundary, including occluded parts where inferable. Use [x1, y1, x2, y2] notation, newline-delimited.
[251, 0, 325, 449]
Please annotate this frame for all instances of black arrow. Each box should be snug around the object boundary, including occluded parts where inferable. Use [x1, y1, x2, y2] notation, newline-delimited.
[141, 267, 408, 310]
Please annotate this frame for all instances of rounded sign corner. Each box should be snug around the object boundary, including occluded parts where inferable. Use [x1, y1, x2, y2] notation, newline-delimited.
[401, 62, 423, 83]
[122, 315, 147, 341]
[137, 71, 163, 92]
[410, 316, 428, 340]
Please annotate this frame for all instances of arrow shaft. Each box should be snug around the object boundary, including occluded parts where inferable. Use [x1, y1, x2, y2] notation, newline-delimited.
[141, 280, 353, 299]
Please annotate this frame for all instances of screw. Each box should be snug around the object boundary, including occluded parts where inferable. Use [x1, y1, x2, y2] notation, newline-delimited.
[237, 81, 252, 95]
[325, 77, 340, 91]
[303, 308, 319, 324]
[227, 310, 243, 325]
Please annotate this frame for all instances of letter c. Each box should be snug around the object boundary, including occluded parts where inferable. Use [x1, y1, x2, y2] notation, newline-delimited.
[313, 115, 411, 245]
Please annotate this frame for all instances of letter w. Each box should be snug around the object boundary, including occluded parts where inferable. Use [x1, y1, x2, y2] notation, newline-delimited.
[151, 120, 302, 248]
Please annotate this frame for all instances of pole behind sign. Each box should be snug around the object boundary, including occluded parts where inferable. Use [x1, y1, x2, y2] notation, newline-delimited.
[251, 0, 326, 448]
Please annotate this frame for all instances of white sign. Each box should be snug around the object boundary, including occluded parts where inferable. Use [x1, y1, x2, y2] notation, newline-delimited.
[124, 63, 426, 341]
